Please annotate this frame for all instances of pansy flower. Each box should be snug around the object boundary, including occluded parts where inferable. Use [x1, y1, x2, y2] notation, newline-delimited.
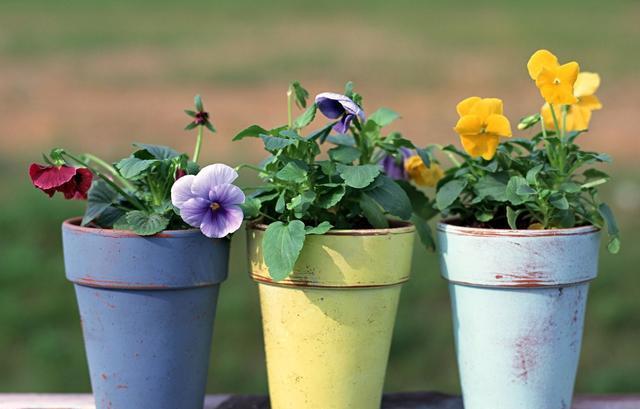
[527, 49, 580, 106]
[29, 164, 93, 200]
[541, 72, 602, 132]
[453, 97, 512, 160]
[404, 156, 444, 187]
[171, 164, 245, 238]
[379, 147, 412, 180]
[315, 92, 366, 134]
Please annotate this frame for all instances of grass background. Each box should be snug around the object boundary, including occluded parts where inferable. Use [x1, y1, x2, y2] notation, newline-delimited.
[0, 0, 639, 395]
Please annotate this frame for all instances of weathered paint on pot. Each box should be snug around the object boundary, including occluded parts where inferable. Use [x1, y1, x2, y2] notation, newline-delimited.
[438, 222, 601, 409]
[62, 218, 229, 409]
[247, 223, 415, 409]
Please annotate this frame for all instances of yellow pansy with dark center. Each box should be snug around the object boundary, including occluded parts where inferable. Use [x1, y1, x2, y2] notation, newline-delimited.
[453, 97, 512, 160]
[541, 72, 603, 132]
[527, 49, 580, 105]
[404, 156, 444, 187]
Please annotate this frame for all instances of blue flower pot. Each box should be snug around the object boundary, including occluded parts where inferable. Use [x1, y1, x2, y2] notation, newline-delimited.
[62, 218, 229, 409]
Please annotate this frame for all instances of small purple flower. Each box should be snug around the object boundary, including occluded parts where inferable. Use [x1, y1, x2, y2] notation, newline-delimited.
[315, 92, 366, 134]
[171, 164, 245, 238]
[380, 147, 412, 180]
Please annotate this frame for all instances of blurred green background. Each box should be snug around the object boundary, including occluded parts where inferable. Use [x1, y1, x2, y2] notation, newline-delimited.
[1, 0, 639, 395]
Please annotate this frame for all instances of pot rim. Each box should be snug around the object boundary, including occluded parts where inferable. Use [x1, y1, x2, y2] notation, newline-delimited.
[437, 219, 599, 238]
[62, 216, 204, 238]
[247, 220, 415, 236]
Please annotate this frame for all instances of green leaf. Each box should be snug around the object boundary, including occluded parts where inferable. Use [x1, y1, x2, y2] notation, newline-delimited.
[416, 147, 433, 167]
[261, 135, 296, 151]
[560, 182, 582, 193]
[276, 162, 307, 182]
[233, 125, 269, 141]
[305, 221, 333, 235]
[474, 173, 509, 202]
[288, 191, 316, 215]
[194, 94, 203, 112]
[82, 181, 119, 226]
[294, 104, 317, 129]
[112, 214, 131, 230]
[411, 214, 435, 250]
[337, 164, 380, 188]
[125, 211, 170, 236]
[133, 143, 180, 160]
[506, 206, 524, 229]
[275, 192, 286, 213]
[116, 156, 156, 179]
[291, 81, 309, 109]
[549, 193, 569, 210]
[598, 203, 620, 254]
[327, 134, 356, 146]
[262, 221, 306, 280]
[506, 176, 534, 205]
[239, 197, 261, 219]
[328, 145, 360, 163]
[583, 168, 609, 180]
[359, 194, 389, 229]
[475, 211, 494, 222]
[316, 185, 346, 209]
[364, 175, 412, 220]
[436, 179, 467, 210]
[368, 108, 400, 127]
[94, 206, 126, 228]
[526, 164, 544, 185]
[306, 122, 335, 143]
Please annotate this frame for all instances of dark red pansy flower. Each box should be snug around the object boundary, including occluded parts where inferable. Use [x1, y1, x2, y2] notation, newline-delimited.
[175, 167, 187, 180]
[29, 164, 93, 200]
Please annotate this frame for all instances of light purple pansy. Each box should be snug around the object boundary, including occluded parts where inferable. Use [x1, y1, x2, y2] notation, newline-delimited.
[380, 147, 412, 180]
[171, 164, 245, 238]
[315, 92, 366, 134]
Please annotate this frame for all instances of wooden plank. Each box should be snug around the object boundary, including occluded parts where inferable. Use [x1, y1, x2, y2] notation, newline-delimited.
[0, 393, 638, 409]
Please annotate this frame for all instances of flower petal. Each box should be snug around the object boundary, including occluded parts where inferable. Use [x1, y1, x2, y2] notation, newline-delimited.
[573, 72, 600, 98]
[485, 114, 512, 137]
[456, 97, 481, 117]
[191, 164, 238, 197]
[558, 61, 580, 87]
[578, 95, 602, 111]
[527, 49, 558, 80]
[454, 115, 483, 135]
[200, 206, 244, 238]
[569, 105, 592, 131]
[469, 98, 504, 119]
[29, 164, 76, 190]
[209, 183, 246, 206]
[315, 92, 365, 121]
[481, 135, 500, 160]
[179, 197, 210, 228]
[459, 134, 486, 158]
[333, 114, 353, 134]
[171, 174, 196, 208]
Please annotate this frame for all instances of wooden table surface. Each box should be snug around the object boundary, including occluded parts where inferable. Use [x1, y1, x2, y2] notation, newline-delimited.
[1, 393, 639, 409]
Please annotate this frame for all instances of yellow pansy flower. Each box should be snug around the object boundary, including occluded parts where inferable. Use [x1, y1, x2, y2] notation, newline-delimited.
[541, 72, 603, 131]
[527, 49, 580, 105]
[453, 96, 512, 160]
[404, 156, 444, 187]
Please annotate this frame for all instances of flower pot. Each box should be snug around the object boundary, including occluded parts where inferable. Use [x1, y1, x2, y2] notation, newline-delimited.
[438, 222, 600, 409]
[247, 223, 416, 409]
[62, 218, 229, 409]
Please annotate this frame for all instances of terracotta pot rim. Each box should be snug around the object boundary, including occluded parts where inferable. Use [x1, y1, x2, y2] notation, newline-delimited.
[437, 219, 599, 237]
[62, 216, 204, 239]
[247, 220, 415, 236]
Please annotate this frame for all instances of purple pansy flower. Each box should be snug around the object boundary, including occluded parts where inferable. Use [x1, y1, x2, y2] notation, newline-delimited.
[379, 147, 412, 180]
[171, 164, 245, 238]
[315, 92, 366, 134]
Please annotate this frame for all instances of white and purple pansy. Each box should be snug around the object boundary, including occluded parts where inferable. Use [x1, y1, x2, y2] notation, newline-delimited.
[315, 92, 366, 134]
[171, 164, 245, 238]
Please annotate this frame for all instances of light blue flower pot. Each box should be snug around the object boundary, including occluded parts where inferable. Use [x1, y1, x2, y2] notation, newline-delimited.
[62, 218, 229, 409]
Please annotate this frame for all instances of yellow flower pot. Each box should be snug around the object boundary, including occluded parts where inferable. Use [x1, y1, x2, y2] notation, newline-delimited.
[247, 222, 415, 409]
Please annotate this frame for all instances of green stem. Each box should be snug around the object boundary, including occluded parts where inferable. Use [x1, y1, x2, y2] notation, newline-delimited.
[435, 144, 461, 167]
[62, 152, 146, 211]
[83, 153, 135, 191]
[287, 86, 293, 129]
[235, 164, 267, 173]
[192, 126, 203, 164]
